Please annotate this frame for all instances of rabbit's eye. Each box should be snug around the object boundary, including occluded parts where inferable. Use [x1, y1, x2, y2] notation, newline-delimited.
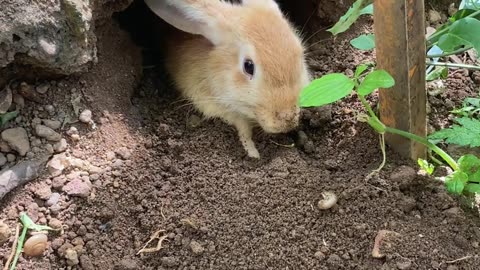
[243, 59, 255, 78]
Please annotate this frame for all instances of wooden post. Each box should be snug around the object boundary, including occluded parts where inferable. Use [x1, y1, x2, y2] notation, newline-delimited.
[373, 0, 427, 160]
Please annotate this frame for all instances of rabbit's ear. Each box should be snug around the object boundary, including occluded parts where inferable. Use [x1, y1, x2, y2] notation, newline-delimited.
[145, 0, 231, 45]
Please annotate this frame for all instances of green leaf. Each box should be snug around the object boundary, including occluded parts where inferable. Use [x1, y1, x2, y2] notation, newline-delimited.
[426, 66, 448, 81]
[428, 117, 480, 147]
[464, 183, 480, 194]
[460, 0, 480, 10]
[19, 212, 56, 231]
[437, 18, 480, 53]
[418, 158, 435, 175]
[360, 4, 374, 15]
[357, 70, 395, 96]
[327, 0, 374, 35]
[0, 111, 18, 127]
[299, 74, 355, 108]
[350, 34, 376, 50]
[458, 154, 480, 181]
[354, 64, 370, 78]
[445, 171, 469, 194]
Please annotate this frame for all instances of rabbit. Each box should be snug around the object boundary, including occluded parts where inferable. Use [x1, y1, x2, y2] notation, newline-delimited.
[145, 0, 311, 158]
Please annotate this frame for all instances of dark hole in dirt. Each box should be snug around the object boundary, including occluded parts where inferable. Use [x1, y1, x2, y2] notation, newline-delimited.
[12, 34, 21, 42]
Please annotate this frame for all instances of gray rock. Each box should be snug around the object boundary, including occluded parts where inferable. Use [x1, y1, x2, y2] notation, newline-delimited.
[115, 147, 131, 160]
[0, 84, 12, 114]
[79, 109, 92, 123]
[42, 119, 62, 130]
[53, 139, 68, 153]
[35, 125, 62, 141]
[46, 192, 61, 206]
[0, 153, 6, 166]
[1, 127, 30, 156]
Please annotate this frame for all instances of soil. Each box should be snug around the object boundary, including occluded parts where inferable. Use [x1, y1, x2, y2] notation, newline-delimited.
[1, 2, 480, 270]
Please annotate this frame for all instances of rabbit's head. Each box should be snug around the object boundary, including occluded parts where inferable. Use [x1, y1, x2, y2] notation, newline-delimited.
[146, 0, 310, 133]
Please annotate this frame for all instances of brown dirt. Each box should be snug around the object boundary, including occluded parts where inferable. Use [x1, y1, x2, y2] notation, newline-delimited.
[1, 2, 480, 270]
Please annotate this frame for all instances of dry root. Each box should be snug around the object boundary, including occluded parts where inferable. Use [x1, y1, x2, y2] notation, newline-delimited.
[136, 229, 169, 255]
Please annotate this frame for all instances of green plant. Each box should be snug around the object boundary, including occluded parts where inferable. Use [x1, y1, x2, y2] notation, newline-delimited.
[451, 97, 480, 117]
[5, 213, 59, 270]
[299, 65, 480, 196]
[327, 0, 480, 78]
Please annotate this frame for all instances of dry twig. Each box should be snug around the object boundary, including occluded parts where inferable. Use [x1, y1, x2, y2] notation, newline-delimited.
[3, 224, 20, 270]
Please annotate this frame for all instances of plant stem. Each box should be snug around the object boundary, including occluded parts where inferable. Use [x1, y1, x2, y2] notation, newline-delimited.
[384, 126, 458, 171]
[427, 10, 480, 43]
[427, 46, 473, 58]
[9, 225, 27, 270]
[426, 61, 480, 70]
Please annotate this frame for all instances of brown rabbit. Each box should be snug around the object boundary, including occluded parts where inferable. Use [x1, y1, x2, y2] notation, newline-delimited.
[145, 0, 311, 158]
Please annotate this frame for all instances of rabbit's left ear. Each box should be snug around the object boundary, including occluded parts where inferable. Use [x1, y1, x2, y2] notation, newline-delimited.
[144, 0, 234, 46]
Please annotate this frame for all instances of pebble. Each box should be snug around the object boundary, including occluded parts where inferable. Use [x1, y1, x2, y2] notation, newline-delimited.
[67, 127, 78, 135]
[190, 240, 204, 255]
[35, 186, 52, 200]
[51, 238, 64, 250]
[42, 119, 62, 130]
[106, 151, 116, 161]
[1, 127, 30, 156]
[36, 82, 50, 94]
[6, 154, 15, 162]
[47, 153, 71, 177]
[13, 93, 25, 109]
[53, 139, 68, 153]
[0, 222, 10, 244]
[79, 109, 92, 123]
[0, 153, 6, 166]
[65, 249, 79, 266]
[0, 85, 12, 114]
[48, 218, 63, 229]
[46, 192, 61, 206]
[35, 125, 62, 141]
[62, 178, 91, 198]
[45, 105, 55, 114]
[80, 255, 95, 270]
[0, 141, 11, 153]
[115, 147, 132, 160]
[428, 10, 442, 24]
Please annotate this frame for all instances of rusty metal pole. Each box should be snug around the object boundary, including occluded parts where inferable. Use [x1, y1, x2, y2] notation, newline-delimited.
[373, 0, 427, 160]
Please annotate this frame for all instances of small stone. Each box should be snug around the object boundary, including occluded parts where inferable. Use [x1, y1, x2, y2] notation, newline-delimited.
[303, 140, 314, 153]
[62, 178, 91, 198]
[112, 159, 124, 168]
[190, 240, 204, 255]
[396, 259, 412, 269]
[35, 125, 62, 141]
[1, 127, 30, 156]
[65, 248, 79, 266]
[67, 126, 78, 135]
[70, 134, 80, 141]
[45, 105, 55, 114]
[106, 151, 116, 161]
[161, 256, 180, 267]
[80, 255, 95, 270]
[46, 192, 61, 206]
[42, 119, 62, 130]
[52, 176, 67, 189]
[13, 94, 25, 109]
[53, 139, 68, 153]
[49, 218, 63, 229]
[0, 141, 11, 153]
[79, 110, 92, 123]
[314, 251, 326, 260]
[115, 147, 131, 160]
[47, 153, 71, 176]
[36, 83, 50, 94]
[0, 222, 11, 244]
[6, 154, 15, 162]
[428, 10, 442, 24]
[0, 84, 12, 114]
[372, 230, 401, 258]
[18, 82, 43, 103]
[35, 186, 52, 200]
[0, 153, 6, 166]
[51, 238, 64, 250]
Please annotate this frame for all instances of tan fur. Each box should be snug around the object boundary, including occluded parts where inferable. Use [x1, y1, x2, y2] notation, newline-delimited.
[160, 0, 310, 158]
